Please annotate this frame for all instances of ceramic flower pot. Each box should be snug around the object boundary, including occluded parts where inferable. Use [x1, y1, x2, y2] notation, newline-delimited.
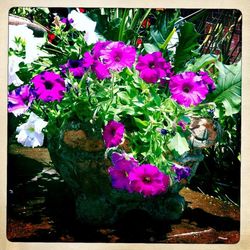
[47, 116, 218, 226]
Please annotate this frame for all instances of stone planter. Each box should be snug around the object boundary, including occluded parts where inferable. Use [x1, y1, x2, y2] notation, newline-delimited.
[48, 116, 218, 226]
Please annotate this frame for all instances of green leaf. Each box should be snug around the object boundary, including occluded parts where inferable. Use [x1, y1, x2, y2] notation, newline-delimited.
[150, 28, 164, 47]
[134, 117, 149, 129]
[167, 132, 190, 155]
[174, 22, 200, 73]
[185, 54, 219, 71]
[121, 106, 135, 116]
[143, 43, 160, 53]
[117, 91, 130, 105]
[207, 61, 241, 116]
[149, 10, 180, 50]
[178, 115, 191, 124]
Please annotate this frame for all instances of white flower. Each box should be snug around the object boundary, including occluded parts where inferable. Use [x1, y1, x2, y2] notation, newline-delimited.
[9, 24, 47, 63]
[8, 55, 23, 86]
[24, 36, 47, 63]
[84, 31, 98, 46]
[68, 10, 98, 45]
[16, 112, 48, 148]
[9, 25, 34, 50]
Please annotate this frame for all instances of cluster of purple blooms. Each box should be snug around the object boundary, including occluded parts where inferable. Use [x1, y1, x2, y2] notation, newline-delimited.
[102, 119, 191, 196]
[8, 71, 67, 117]
[8, 39, 216, 117]
[108, 152, 170, 197]
[8, 38, 214, 196]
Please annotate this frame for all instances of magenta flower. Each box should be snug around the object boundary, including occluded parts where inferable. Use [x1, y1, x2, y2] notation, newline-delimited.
[82, 47, 111, 80]
[136, 52, 172, 83]
[103, 120, 125, 148]
[129, 164, 170, 197]
[199, 71, 216, 92]
[60, 58, 85, 78]
[169, 72, 209, 107]
[100, 41, 136, 71]
[108, 152, 139, 190]
[92, 41, 111, 59]
[8, 85, 35, 116]
[31, 71, 66, 102]
[171, 164, 191, 182]
[178, 120, 188, 131]
[60, 17, 74, 25]
[82, 51, 95, 68]
[92, 61, 111, 80]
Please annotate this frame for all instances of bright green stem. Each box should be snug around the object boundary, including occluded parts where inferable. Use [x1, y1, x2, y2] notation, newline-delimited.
[104, 73, 116, 115]
[160, 27, 176, 50]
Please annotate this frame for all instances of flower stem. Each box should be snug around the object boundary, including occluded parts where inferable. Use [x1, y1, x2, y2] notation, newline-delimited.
[105, 73, 116, 115]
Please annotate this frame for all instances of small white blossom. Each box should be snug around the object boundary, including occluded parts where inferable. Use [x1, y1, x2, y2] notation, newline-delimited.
[16, 112, 48, 148]
[68, 10, 98, 45]
[8, 55, 23, 86]
[9, 24, 47, 63]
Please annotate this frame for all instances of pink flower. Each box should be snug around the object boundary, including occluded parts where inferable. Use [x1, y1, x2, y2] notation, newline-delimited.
[92, 41, 111, 59]
[108, 152, 139, 190]
[199, 71, 216, 92]
[129, 164, 170, 197]
[82, 45, 111, 80]
[177, 120, 188, 131]
[92, 61, 111, 80]
[103, 120, 125, 148]
[169, 72, 209, 107]
[31, 71, 66, 102]
[100, 41, 136, 71]
[136, 52, 172, 83]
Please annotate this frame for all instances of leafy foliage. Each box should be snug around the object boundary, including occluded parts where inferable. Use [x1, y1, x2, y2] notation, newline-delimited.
[207, 61, 241, 116]
[174, 22, 200, 73]
[167, 132, 190, 156]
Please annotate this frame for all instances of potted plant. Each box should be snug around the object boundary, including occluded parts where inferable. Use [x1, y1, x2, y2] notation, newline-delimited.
[8, 8, 241, 226]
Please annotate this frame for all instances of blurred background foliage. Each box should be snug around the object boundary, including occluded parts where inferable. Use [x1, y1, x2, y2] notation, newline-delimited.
[9, 7, 241, 205]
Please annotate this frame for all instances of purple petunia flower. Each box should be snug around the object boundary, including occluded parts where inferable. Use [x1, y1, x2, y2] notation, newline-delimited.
[178, 120, 188, 131]
[82, 52, 95, 68]
[198, 71, 216, 92]
[108, 152, 139, 191]
[31, 71, 66, 102]
[171, 164, 191, 182]
[100, 41, 136, 71]
[136, 52, 172, 83]
[128, 164, 170, 197]
[82, 46, 111, 80]
[8, 84, 35, 116]
[92, 41, 111, 59]
[60, 17, 74, 25]
[103, 120, 125, 148]
[60, 58, 85, 78]
[169, 72, 209, 107]
[92, 60, 111, 80]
